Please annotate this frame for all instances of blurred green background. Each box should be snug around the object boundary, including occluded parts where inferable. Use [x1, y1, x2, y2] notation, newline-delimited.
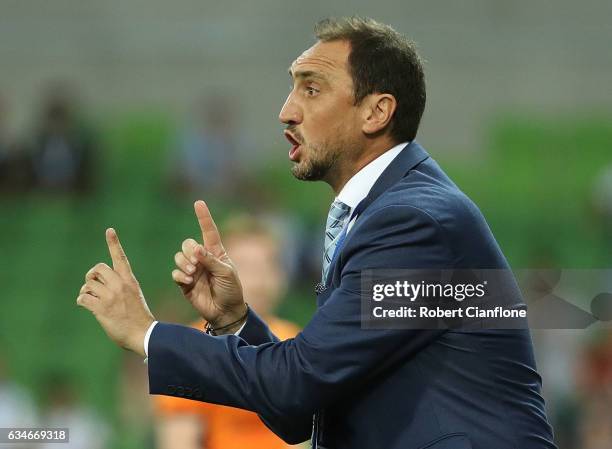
[1, 113, 610, 409]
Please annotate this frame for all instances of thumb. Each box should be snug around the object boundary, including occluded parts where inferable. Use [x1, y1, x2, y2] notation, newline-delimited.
[194, 244, 231, 276]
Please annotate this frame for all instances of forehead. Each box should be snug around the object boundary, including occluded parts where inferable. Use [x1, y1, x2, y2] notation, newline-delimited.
[226, 234, 277, 252]
[289, 40, 351, 79]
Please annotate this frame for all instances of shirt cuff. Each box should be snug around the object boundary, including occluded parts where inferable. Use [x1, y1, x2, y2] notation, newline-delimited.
[144, 321, 158, 357]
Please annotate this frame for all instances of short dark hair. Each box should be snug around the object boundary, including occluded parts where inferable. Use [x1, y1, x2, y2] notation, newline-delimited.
[315, 17, 426, 142]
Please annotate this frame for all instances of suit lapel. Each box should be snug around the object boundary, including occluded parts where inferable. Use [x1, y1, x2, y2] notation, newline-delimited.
[324, 141, 430, 286]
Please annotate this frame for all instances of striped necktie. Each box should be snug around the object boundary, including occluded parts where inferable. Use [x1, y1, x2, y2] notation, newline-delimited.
[321, 199, 351, 282]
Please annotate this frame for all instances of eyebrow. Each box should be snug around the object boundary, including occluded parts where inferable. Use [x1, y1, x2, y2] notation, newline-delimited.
[288, 69, 328, 82]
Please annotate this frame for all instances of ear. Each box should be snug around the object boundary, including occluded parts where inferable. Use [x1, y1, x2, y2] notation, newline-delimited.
[361, 94, 397, 135]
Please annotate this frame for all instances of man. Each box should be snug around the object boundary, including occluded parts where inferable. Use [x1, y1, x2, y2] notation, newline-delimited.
[153, 216, 300, 449]
[78, 17, 557, 449]
[30, 83, 98, 194]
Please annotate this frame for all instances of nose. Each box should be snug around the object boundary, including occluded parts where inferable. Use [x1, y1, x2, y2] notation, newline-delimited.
[278, 92, 302, 125]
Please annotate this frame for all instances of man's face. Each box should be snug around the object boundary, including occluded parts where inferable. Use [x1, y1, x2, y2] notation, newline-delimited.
[280, 40, 363, 182]
[226, 235, 285, 316]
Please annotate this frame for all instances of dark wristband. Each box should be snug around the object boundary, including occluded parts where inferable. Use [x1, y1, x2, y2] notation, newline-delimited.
[205, 303, 249, 336]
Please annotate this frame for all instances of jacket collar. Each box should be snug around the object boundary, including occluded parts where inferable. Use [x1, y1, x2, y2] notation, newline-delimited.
[350, 140, 430, 219]
[323, 141, 430, 286]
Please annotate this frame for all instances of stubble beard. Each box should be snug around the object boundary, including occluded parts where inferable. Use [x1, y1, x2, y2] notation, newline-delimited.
[291, 141, 343, 182]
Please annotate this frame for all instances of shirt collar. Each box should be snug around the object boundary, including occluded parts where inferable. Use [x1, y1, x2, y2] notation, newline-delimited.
[336, 142, 408, 211]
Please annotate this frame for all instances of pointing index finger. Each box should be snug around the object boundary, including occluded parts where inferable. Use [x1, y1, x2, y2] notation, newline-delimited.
[194, 200, 225, 256]
[105, 228, 132, 276]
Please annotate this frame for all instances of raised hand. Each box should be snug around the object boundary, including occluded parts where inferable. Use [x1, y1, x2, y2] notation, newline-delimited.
[172, 201, 246, 333]
[77, 228, 155, 356]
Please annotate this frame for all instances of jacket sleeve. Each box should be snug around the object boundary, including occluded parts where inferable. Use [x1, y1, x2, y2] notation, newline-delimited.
[222, 308, 314, 441]
[234, 307, 279, 346]
[147, 205, 451, 444]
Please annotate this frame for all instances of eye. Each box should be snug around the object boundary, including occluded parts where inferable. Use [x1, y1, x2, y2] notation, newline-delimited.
[305, 86, 320, 96]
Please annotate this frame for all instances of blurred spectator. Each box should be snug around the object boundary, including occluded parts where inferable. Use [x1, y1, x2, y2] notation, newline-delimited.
[29, 82, 98, 195]
[117, 353, 155, 449]
[578, 394, 612, 449]
[153, 215, 301, 449]
[168, 94, 245, 199]
[39, 371, 110, 449]
[575, 331, 612, 449]
[0, 348, 38, 431]
[524, 247, 581, 446]
[0, 94, 34, 193]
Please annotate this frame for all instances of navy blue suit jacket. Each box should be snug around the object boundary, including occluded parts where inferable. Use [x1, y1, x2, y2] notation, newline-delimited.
[148, 142, 556, 449]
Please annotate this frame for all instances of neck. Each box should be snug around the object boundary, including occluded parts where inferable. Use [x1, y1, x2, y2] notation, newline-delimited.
[327, 138, 398, 195]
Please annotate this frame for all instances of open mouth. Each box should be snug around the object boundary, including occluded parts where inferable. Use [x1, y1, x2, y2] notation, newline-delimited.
[284, 131, 302, 161]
